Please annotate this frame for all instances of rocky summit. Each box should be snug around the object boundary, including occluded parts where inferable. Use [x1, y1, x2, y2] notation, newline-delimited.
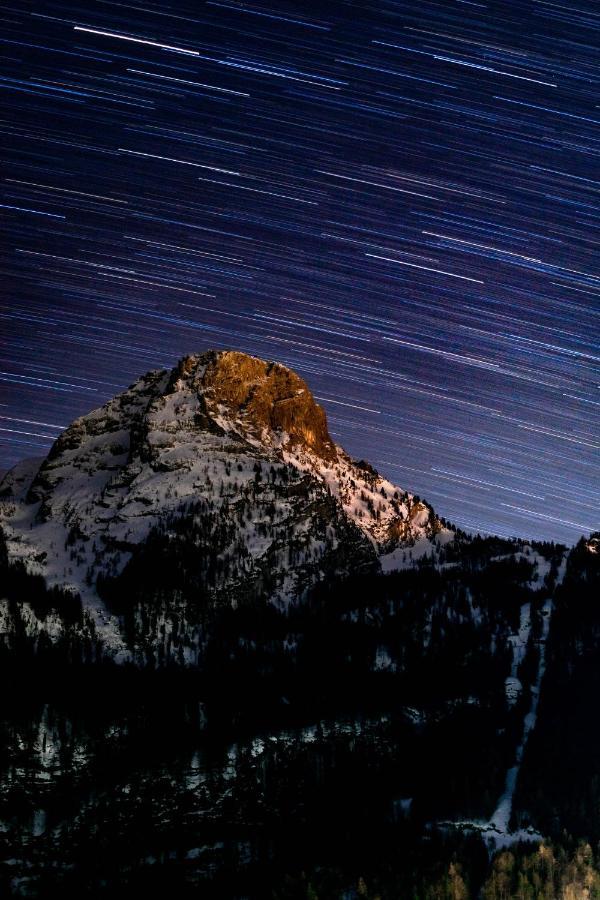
[174, 350, 337, 461]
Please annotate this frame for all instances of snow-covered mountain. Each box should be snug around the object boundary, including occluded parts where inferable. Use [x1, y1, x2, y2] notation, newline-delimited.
[2, 351, 585, 880]
[0, 350, 450, 654]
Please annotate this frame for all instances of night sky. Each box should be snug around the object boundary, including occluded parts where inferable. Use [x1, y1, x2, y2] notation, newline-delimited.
[1, 1, 599, 544]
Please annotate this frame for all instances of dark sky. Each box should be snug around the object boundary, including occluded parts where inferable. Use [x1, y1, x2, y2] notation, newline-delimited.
[1, 0, 599, 544]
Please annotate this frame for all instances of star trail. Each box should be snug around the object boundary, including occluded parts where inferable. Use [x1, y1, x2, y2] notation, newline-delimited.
[1, 0, 599, 543]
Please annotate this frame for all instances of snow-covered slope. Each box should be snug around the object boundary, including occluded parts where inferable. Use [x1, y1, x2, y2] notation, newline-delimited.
[0, 350, 449, 635]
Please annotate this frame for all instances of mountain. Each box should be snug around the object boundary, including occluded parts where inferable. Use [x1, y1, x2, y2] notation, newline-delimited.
[0, 349, 448, 658]
[3, 350, 597, 898]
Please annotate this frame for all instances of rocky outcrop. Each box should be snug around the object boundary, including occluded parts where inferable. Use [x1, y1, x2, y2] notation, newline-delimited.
[169, 350, 337, 460]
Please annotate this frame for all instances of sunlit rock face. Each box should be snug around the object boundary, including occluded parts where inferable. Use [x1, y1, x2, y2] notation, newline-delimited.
[182, 350, 337, 461]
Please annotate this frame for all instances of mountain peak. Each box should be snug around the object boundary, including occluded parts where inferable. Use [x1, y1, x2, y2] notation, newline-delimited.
[171, 350, 336, 461]
[0, 347, 448, 657]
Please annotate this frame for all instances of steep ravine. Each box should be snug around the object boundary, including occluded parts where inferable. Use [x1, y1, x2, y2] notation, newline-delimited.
[440, 596, 555, 851]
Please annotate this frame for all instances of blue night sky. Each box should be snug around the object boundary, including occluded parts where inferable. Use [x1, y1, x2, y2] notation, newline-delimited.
[1, 0, 599, 543]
